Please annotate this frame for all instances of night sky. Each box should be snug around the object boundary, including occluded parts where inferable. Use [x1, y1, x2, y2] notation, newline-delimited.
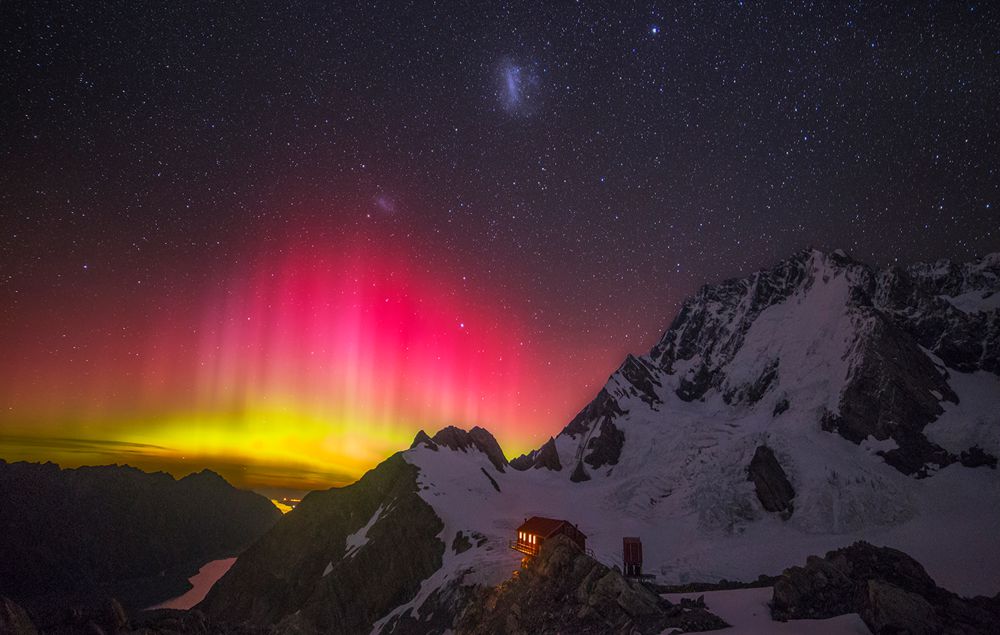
[2, 2, 998, 494]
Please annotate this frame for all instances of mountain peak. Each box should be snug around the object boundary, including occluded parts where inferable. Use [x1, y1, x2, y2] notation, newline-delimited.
[419, 425, 509, 472]
[410, 429, 437, 450]
[538, 248, 999, 486]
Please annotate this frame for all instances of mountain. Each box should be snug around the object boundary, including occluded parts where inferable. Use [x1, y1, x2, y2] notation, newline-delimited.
[0, 460, 281, 614]
[200, 249, 1000, 633]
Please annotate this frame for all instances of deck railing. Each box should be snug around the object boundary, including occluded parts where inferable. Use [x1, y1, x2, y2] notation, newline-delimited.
[509, 540, 539, 556]
[509, 539, 593, 559]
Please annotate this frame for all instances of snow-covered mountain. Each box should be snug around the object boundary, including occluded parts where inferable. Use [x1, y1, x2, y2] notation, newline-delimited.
[200, 249, 1000, 634]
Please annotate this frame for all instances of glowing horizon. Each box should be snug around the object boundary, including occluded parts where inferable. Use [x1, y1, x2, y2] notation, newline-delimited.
[0, 231, 627, 492]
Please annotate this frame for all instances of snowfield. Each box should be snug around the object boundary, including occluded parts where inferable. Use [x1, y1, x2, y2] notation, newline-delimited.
[379, 250, 1000, 631]
[662, 588, 871, 634]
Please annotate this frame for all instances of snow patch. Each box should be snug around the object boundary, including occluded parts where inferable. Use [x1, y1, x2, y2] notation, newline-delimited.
[345, 503, 388, 559]
[859, 436, 898, 455]
[940, 290, 1000, 314]
[926, 370, 1000, 457]
[663, 587, 871, 634]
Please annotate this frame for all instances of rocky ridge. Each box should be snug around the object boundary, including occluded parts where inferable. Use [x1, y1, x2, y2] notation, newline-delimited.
[512, 249, 999, 480]
[772, 541, 1000, 634]
[0, 460, 280, 613]
[456, 535, 728, 635]
[191, 249, 1000, 633]
[198, 453, 445, 634]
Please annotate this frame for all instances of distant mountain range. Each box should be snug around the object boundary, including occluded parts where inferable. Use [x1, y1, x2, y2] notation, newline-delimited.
[194, 249, 999, 633]
[0, 459, 280, 622]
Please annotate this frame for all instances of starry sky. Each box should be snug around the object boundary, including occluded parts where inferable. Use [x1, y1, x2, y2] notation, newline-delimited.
[1, 2, 998, 494]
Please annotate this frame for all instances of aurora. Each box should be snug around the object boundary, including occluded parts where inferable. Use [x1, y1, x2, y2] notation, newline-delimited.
[0, 229, 618, 494]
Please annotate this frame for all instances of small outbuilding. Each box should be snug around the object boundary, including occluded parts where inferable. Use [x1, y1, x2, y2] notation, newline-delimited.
[511, 516, 587, 557]
[623, 536, 643, 577]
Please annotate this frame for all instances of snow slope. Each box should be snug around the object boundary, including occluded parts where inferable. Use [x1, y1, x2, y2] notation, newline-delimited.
[375, 249, 1000, 632]
[662, 588, 871, 635]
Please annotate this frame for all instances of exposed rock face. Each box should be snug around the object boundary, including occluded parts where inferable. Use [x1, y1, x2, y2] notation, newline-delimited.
[561, 388, 626, 438]
[0, 460, 280, 611]
[583, 419, 625, 470]
[468, 427, 509, 472]
[456, 535, 728, 634]
[876, 254, 1000, 374]
[508, 452, 533, 470]
[0, 597, 37, 635]
[863, 580, 941, 635]
[570, 460, 591, 482]
[746, 445, 795, 517]
[650, 251, 812, 381]
[823, 315, 962, 476]
[516, 248, 1000, 480]
[533, 437, 563, 470]
[479, 467, 501, 492]
[430, 426, 508, 472]
[960, 446, 998, 469]
[410, 429, 437, 450]
[199, 454, 445, 635]
[617, 354, 663, 406]
[771, 542, 1000, 634]
[510, 437, 562, 472]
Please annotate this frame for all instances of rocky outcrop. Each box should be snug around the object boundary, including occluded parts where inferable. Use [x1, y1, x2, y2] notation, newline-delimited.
[516, 248, 1000, 481]
[746, 445, 795, 517]
[824, 314, 961, 476]
[410, 429, 437, 450]
[771, 542, 1000, 634]
[650, 250, 815, 376]
[876, 254, 1000, 374]
[0, 460, 280, 611]
[0, 597, 37, 635]
[510, 437, 562, 471]
[456, 535, 728, 634]
[583, 419, 625, 470]
[533, 438, 562, 470]
[617, 354, 663, 406]
[725, 358, 779, 405]
[558, 385, 629, 476]
[430, 426, 508, 472]
[560, 388, 626, 438]
[468, 427, 509, 472]
[959, 446, 998, 469]
[570, 460, 591, 482]
[199, 453, 445, 635]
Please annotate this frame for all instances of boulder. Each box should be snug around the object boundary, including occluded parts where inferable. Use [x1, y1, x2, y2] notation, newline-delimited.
[746, 445, 795, 517]
[862, 580, 941, 635]
[771, 541, 1000, 634]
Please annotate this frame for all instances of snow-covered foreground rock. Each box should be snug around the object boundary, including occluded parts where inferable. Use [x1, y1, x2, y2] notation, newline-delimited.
[199, 249, 1000, 634]
[663, 588, 871, 635]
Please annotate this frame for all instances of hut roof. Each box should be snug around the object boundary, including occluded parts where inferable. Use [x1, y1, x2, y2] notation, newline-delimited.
[517, 516, 586, 539]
